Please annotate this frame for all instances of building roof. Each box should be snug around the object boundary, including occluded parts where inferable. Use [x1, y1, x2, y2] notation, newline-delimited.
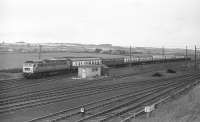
[78, 64, 105, 68]
[69, 57, 101, 61]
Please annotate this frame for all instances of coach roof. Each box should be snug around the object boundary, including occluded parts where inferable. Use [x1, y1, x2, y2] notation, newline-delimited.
[68, 57, 101, 61]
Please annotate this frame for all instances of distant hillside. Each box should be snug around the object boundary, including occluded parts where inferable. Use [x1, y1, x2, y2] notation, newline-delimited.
[0, 42, 190, 56]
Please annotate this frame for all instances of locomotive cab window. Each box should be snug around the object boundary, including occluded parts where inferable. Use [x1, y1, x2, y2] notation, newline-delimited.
[24, 68, 30, 71]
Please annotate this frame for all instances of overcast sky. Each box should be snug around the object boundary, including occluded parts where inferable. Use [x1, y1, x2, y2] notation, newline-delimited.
[0, 0, 200, 49]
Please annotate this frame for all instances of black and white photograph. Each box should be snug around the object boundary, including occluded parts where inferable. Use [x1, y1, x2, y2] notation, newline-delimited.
[0, 0, 200, 122]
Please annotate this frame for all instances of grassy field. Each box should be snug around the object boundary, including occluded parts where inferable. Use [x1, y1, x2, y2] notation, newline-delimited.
[130, 84, 200, 122]
[0, 52, 125, 69]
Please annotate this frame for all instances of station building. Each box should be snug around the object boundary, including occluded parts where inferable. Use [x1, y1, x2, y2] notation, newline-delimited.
[78, 65, 102, 78]
[78, 64, 109, 79]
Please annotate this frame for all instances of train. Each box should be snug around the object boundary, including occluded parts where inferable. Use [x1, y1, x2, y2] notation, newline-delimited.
[22, 55, 190, 78]
[22, 57, 102, 78]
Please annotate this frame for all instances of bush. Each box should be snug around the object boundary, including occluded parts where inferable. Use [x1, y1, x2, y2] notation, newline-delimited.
[167, 69, 176, 73]
[152, 72, 163, 77]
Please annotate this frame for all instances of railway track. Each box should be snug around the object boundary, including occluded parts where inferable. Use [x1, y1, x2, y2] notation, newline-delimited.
[0, 73, 76, 91]
[46, 80, 189, 122]
[120, 81, 199, 122]
[0, 71, 195, 108]
[0, 77, 24, 87]
[19, 72, 200, 122]
[0, 62, 195, 122]
[0, 73, 190, 113]
[0, 67, 154, 93]
[0, 67, 165, 97]
[76, 76, 200, 122]
[100, 80, 199, 122]
[96, 83, 196, 122]
[0, 70, 197, 112]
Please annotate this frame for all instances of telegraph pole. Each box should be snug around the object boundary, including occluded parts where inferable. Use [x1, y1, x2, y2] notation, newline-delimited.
[185, 45, 188, 67]
[39, 45, 42, 60]
[132, 44, 134, 58]
[162, 46, 165, 57]
[162, 46, 165, 63]
[130, 45, 132, 67]
[186, 45, 188, 58]
[130, 45, 132, 59]
[195, 45, 197, 71]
